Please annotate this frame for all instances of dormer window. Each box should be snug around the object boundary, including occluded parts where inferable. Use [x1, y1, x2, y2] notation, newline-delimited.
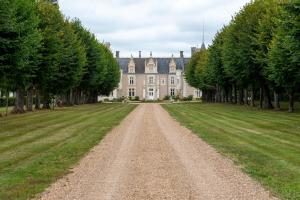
[129, 66, 135, 73]
[128, 56, 135, 73]
[169, 56, 176, 73]
[145, 55, 157, 73]
[149, 65, 154, 73]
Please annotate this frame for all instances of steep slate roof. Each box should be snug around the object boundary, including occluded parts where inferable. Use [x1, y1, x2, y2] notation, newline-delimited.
[117, 57, 190, 74]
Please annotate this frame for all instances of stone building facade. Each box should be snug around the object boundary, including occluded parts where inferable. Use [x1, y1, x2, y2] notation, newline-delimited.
[112, 49, 202, 100]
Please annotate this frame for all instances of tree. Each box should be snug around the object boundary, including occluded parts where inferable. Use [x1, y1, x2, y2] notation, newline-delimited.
[185, 49, 209, 101]
[206, 27, 232, 103]
[254, 0, 281, 109]
[267, 2, 300, 112]
[0, 0, 16, 114]
[57, 19, 86, 105]
[0, 0, 41, 113]
[36, 0, 64, 109]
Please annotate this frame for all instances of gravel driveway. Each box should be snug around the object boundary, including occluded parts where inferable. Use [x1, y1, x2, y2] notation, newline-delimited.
[37, 104, 277, 200]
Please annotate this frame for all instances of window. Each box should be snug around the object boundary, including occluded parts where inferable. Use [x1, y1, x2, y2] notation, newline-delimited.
[128, 88, 135, 97]
[149, 66, 153, 72]
[161, 78, 166, 85]
[129, 76, 135, 85]
[194, 90, 201, 98]
[170, 76, 175, 85]
[129, 66, 134, 73]
[170, 66, 176, 73]
[170, 88, 175, 96]
[148, 76, 154, 84]
[148, 88, 154, 97]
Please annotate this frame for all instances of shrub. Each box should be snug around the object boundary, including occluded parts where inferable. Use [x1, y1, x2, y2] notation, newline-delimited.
[182, 95, 193, 101]
[134, 96, 139, 101]
[163, 95, 170, 100]
[174, 95, 180, 101]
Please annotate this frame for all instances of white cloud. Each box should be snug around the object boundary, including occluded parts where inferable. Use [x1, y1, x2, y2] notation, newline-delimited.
[59, 0, 250, 57]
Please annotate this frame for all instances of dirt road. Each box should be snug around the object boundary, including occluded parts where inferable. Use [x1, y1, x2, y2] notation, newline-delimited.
[38, 104, 276, 200]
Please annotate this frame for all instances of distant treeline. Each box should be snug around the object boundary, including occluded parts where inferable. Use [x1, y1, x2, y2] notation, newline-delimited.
[0, 0, 120, 114]
[185, 0, 299, 112]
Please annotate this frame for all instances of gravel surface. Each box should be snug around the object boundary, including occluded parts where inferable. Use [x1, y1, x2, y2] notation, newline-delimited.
[37, 104, 277, 200]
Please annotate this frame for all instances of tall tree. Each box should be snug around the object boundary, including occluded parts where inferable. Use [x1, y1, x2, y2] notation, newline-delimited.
[36, 0, 64, 109]
[0, 0, 41, 113]
[254, 0, 282, 109]
[206, 27, 232, 103]
[57, 19, 86, 105]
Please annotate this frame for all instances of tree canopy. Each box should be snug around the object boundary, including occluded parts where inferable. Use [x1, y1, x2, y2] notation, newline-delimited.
[0, 0, 120, 113]
[185, 0, 300, 112]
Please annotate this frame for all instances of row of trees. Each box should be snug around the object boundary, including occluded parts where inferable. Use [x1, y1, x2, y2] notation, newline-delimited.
[186, 0, 299, 112]
[0, 0, 120, 114]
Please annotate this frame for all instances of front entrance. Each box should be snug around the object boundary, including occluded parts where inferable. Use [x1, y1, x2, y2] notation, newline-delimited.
[148, 88, 154, 100]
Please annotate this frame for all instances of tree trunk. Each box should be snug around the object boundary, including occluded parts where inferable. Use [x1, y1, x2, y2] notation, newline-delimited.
[35, 90, 41, 110]
[263, 84, 273, 109]
[238, 88, 244, 105]
[12, 88, 25, 113]
[43, 94, 51, 109]
[233, 84, 237, 104]
[5, 90, 9, 116]
[259, 87, 263, 109]
[27, 89, 33, 111]
[228, 87, 232, 103]
[69, 89, 74, 105]
[244, 88, 248, 105]
[250, 85, 255, 107]
[288, 92, 294, 113]
[274, 91, 280, 110]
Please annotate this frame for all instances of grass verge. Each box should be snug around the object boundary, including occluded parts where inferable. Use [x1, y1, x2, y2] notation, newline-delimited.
[0, 103, 136, 200]
[162, 103, 300, 200]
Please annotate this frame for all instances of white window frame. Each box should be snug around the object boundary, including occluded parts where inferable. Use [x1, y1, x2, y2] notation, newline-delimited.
[170, 66, 176, 73]
[128, 88, 135, 97]
[129, 76, 135, 85]
[170, 88, 175, 96]
[170, 76, 175, 85]
[148, 76, 154, 84]
[129, 66, 135, 73]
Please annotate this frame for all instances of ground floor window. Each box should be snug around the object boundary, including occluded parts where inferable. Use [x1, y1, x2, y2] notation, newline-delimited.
[170, 88, 175, 96]
[148, 88, 154, 97]
[194, 90, 201, 98]
[128, 88, 135, 97]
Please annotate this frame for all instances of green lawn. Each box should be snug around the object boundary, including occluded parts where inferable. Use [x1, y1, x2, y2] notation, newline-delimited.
[162, 103, 300, 200]
[0, 103, 136, 200]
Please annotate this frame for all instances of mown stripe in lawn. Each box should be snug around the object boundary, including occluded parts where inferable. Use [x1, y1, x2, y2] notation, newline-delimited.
[0, 104, 122, 152]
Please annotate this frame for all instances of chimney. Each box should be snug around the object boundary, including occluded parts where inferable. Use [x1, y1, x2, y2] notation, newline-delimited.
[139, 51, 141, 58]
[180, 51, 184, 58]
[116, 51, 120, 58]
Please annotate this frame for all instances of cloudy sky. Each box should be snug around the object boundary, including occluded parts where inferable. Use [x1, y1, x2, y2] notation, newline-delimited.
[59, 0, 250, 57]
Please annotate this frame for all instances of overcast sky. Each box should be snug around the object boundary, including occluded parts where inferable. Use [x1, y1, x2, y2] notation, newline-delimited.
[59, 0, 250, 57]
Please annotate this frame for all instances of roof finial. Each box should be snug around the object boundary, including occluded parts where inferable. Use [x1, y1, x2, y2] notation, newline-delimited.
[150, 51, 152, 57]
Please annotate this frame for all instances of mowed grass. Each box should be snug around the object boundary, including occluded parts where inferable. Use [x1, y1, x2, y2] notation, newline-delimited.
[0, 103, 136, 200]
[162, 103, 300, 200]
